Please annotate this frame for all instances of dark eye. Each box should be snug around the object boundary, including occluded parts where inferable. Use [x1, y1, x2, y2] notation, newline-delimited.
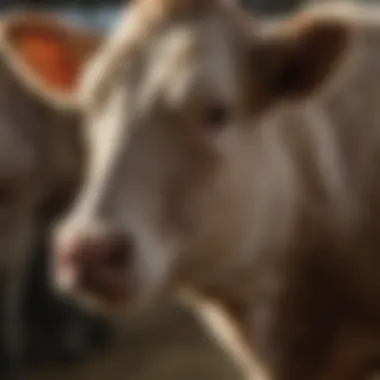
[202, 103, 231, 130]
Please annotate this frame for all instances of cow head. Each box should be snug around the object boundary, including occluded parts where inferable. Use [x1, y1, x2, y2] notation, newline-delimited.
[48, 0, 350, 312]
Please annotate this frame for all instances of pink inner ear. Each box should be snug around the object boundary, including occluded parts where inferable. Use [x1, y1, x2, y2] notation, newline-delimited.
[13, 28, 78, 92]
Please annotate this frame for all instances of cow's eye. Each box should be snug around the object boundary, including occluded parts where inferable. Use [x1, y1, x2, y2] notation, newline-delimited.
[202, 103, 231, 130]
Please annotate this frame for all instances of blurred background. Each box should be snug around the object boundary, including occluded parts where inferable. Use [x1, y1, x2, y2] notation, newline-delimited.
[0, 0, 353, 30]
[0, 0, 375, 380]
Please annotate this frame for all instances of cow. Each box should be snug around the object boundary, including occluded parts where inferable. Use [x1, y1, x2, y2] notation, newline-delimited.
[0, 12, 103, 376]
[19, 0, 380, 379]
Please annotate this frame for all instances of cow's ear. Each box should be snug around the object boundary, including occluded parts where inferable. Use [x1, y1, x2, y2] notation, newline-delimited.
[251, 14, 351, 105]
[1, 12, 102, 107]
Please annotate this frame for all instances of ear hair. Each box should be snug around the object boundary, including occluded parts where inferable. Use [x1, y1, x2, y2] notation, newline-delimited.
[250, 13, 352, 107]
[0, 11, 102, 111]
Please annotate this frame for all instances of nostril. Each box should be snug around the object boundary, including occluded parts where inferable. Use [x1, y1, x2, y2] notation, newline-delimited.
[58, 232, 132, 270]
[101, 236, 131, 271]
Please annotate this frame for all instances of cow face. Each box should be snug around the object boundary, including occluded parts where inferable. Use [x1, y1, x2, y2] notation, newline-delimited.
[49, 0, 349, 312]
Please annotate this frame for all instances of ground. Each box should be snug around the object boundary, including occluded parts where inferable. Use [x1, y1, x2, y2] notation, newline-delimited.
[26, 299, 244, 380]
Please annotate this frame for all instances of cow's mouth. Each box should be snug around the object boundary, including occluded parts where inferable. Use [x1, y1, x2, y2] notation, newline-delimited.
[79, 256, 130, 307]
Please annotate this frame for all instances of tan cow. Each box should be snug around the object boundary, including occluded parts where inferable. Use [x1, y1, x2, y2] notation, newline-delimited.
[18, 0, 380, 379]
[0, 12, 101, 374]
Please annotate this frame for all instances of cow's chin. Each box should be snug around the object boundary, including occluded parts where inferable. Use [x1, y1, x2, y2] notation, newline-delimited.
[52, 264, 133, 317]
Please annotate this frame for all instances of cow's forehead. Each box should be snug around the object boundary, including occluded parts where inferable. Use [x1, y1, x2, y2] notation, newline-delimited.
[139, 16, 238, 109]
[79, 4, 240, 114]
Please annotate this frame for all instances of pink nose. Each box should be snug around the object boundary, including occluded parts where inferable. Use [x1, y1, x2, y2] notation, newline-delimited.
[58, 230, 132, 305]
